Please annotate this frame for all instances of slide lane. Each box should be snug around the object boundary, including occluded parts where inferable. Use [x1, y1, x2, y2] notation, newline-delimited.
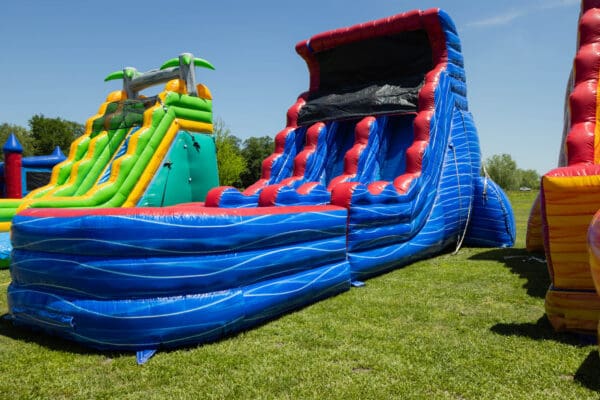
[0, 90, 133, 228]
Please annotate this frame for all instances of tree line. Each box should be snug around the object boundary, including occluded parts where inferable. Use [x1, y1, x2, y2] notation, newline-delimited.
[212, 118, 273, 188]
[0, 115, 84, 159]
[484, 153, 540, 191]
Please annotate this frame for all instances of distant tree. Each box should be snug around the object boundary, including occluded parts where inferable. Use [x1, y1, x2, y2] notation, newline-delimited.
[518, 169, 541, 189]
[28, 114, 84, 156]
[484, 153, 519, 191]
[0, 123, 35, 160]
[484, 153, 541, 191]
[213, 119, 246, 187]
[240, 136, 274, 188]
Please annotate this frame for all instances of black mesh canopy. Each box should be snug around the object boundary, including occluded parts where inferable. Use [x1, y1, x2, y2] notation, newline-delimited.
[298, 30, 433, 125]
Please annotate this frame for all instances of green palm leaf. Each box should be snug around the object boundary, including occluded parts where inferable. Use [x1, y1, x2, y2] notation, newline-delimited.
[104, 67, 138, 82]
[160, 56, 215, 71]
[104, 71, 124, 82]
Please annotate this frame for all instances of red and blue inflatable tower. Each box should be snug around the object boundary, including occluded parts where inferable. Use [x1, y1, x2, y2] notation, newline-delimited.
[3, 133, 23, 199]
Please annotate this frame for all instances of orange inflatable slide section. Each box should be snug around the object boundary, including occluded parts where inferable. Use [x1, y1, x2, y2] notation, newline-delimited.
[528, 0, 600, 335]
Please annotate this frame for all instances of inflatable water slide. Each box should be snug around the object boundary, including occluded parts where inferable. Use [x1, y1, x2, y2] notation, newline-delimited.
[7, 9, 515, 361]
[527, 0, 600, 335]
[0, 54, 219, 264]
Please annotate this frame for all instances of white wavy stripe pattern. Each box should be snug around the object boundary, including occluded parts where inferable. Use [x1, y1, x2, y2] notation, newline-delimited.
[16, 227, 345, 255]
[10, 261, 349, 348]
[351, 205, 411, 218]
[12, 239, 345, 280]
[10, 287, 240, 319]
[350, 232, 413, 250]
[13, 209, 346, 230]
[13, 282, 112, 299]
[242, 281, 349, 325]
[244, 262, 348, 297]
[14, 261, 346, 301]
[14, 312, 73, 329]
[351, 215, 446, 260]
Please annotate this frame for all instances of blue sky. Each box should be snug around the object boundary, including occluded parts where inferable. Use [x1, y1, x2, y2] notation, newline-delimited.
[0, 0, 582, 174]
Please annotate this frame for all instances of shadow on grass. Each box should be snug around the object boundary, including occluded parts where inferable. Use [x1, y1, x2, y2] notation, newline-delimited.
[469, 248, 549, 299]
[0, 313, 128, 359]
[491, 315, 597, 346]
[575, 350, 600, 391]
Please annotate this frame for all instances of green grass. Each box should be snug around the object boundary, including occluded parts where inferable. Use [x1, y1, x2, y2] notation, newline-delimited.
[1, 190, 599, 399]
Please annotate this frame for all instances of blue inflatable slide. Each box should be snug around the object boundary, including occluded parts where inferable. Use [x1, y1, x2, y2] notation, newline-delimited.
[7, 8, 515, 362]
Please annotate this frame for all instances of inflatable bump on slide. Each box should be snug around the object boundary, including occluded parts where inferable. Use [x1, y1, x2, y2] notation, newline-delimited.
[7, 9, 515, 362]
[0, 53, 220, 265]
[527, 0, 600, 335]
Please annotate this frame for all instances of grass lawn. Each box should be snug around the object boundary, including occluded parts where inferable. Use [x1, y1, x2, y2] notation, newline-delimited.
[1, 190, 599, 399]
